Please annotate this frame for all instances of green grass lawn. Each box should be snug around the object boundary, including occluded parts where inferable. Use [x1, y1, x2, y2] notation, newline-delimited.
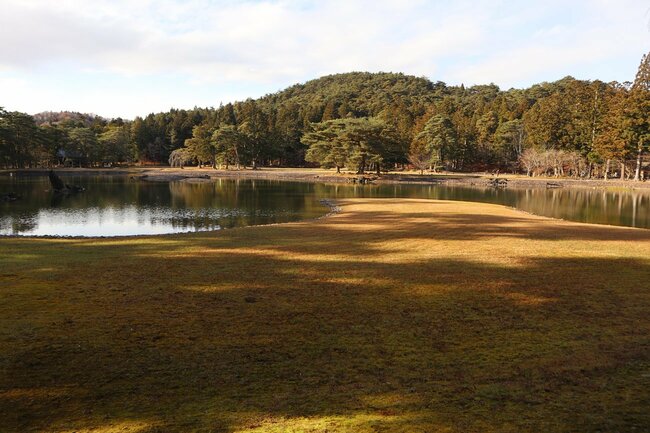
[1, 199, 649, 432]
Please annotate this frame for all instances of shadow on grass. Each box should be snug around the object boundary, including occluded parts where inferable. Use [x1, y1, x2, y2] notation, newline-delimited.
[1, 200, 649, 432]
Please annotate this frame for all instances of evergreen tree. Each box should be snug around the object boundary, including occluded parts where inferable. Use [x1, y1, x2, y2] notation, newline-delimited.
[2, 64, 649, 177]
[593, 89, 629, 179]
[303, 120, 348, 173]
[415, 115, 456, 170]
[212, 125, 245, 169]
[237, 100, 271, 169]
[632, 51, 650, 91]
[99, 126, 132, 164]
[67, 127, 100, 166]
[628, 52, 650, 180]
[493, 119, 525, 166]
[185, 123, 216, 167]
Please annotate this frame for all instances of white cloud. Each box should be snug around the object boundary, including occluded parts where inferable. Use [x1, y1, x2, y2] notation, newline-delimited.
[0, 0, 490, 81]
[449, 0, 650, 87]
[0, 0, 648, 117]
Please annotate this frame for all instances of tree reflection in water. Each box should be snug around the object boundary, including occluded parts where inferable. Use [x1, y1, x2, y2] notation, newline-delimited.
[1, 174, 649, 236]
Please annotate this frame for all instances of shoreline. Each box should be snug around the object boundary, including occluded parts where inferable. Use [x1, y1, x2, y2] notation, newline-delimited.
[3, 166, 650, 190]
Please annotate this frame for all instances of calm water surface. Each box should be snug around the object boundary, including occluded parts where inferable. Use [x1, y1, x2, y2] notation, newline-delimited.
[1, 174, 649, 236]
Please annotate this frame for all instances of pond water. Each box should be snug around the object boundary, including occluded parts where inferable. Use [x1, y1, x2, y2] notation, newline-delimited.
[1, 173, 649, 236]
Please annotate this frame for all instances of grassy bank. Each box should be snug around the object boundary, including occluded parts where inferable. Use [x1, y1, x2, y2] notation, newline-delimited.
[1, 199, 649, 432]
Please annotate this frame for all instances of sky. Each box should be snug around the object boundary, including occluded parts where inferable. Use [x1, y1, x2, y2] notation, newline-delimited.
[1, 0, 649, 119]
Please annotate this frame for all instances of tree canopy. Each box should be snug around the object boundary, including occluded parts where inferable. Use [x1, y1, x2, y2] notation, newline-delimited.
[2, 53, 650, 179]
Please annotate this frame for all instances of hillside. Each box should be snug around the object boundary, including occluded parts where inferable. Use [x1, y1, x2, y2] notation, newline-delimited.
[2, 54, 649, 177]
[260, 72, 450, 117]
[32, 111, 107, 127]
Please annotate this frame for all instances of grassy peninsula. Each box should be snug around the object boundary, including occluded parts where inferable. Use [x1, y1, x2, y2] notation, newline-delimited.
[1, 199, 649, 432]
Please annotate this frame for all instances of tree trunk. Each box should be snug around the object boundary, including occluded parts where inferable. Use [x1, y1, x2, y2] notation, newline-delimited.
[376, 163, 381, 176]
[634, 144, 643, 181]
[336, 165, 340, 174]
[604, 159, 610, 180]
[233, 146, 240, 170]
[357, 155, 366, 174]
[620, 161, 625, 180]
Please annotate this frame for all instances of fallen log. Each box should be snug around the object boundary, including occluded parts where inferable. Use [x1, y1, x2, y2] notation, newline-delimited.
[48, 170, 66, 191]
[48, 170, 85, 194]
[1, 192, 21, 202]
[487, 178, 508, 188]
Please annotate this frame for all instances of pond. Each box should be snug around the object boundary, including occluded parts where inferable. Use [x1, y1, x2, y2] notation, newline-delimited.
[1, 173, 649, 236]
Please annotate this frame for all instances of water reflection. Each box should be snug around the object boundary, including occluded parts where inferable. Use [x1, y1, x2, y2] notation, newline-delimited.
[0, 176, 327, 236]
[1, 174, 649, 236]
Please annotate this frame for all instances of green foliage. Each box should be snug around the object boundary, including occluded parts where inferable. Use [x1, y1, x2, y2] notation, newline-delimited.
[415, 115, 456, 170]
[408, 139, 435, 174]
[625, 52, 650, 156]
[594, 87, 630, 166]
[303, 120, 349, 172]
[493, 119, 524, 165]
[623, 90, 650, 151]
[2, 54, 650, 177]
[99, 126, 133, 164]
[0, 108, 42, 168]
[212, 125, 245, 169]
[303, 118, 400, 174]
[237, 100, 272, 169]
[632, 51, 650, 91]
[168, 147, 194, 168]
[67, 127, 100, 164]
[184, 123, 215, 167]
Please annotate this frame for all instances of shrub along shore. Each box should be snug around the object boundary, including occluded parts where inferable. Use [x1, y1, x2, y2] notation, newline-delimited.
[1, 199, 649, 432]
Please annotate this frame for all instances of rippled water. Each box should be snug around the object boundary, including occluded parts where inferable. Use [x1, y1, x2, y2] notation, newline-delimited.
[1, 174, 649, 236]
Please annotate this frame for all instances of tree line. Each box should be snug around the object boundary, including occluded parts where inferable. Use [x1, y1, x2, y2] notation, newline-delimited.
[1, 52, 649, 179]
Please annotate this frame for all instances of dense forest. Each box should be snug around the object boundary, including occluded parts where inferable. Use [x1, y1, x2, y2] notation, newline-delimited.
[1, 52, 649, 179]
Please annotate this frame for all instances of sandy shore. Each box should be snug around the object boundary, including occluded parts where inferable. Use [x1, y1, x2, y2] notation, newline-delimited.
[3, 166, 650, 190]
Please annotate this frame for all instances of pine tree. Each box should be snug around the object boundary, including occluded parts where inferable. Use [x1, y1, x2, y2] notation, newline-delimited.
[632, 51, 650, 91]
[416, 115, 456, 171]
[628, 51, 650, 180]
[212, 125, 244, 169]
[303, 120, 348, 173]
[593, 89, 629, 179]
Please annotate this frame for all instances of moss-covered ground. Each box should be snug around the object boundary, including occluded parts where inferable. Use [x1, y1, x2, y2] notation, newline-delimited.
[1, 199, 649, 432]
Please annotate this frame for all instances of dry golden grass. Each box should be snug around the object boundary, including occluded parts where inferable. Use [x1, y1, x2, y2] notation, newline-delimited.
[1, 199, 649, 432]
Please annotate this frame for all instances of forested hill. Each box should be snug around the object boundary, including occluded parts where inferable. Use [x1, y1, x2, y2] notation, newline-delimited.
[32, 111, 107, 128]
[260, 72, 447, 115]
[1, 54, 649, 179]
